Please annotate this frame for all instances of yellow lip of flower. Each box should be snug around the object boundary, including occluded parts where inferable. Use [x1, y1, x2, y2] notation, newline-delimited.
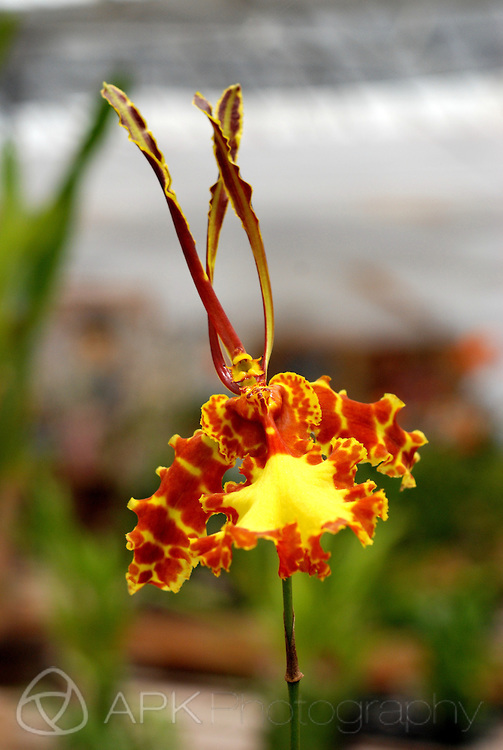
[101, 83, 427, 594]
[190, 369, 425, 582]
[193, 434, 389, 580]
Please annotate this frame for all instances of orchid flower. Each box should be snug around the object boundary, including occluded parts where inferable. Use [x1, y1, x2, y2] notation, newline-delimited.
[101, 83, 427, 600]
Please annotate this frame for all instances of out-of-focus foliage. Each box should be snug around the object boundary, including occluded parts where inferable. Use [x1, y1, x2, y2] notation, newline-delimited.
[284, 445, 502, 747]
[372, 446, 502, 739]
[0, 91, 113, 479]
[0, 13, 18, 70]
[26, 473, 176, 750]
[165, 443, 502, 749]
[0, 24, 154, 744]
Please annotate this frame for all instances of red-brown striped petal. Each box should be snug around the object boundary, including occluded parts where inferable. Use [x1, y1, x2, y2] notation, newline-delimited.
[312, 376, 427, 488]
[200, 392, 268, 462]
[268, 373, 322, 456]
[200, 373, 321, 462]
[126, 430, 232, 594]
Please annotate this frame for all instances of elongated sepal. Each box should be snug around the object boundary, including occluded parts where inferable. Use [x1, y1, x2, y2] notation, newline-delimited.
[206, 84, 244, 283]
[194, 90, 274, 376]
[101, 82, 173, 194]
[101, 82, 245, 368]
[205, 86, 245, 386]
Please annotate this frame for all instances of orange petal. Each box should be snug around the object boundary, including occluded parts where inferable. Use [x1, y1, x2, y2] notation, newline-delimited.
[312, 376, 427, 488]
[200, 373, 321, 462]
[126, 430, 231, 594]
[200, 392, 267, 462]
[269, 372, 322, 456]
[191, 525, 257, 576]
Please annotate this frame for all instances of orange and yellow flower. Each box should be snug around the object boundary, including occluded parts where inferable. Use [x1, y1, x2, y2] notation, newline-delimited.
[102, 83, 427, 595]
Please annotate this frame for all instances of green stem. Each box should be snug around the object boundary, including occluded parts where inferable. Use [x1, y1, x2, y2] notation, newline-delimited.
[282, 576, 303, 750]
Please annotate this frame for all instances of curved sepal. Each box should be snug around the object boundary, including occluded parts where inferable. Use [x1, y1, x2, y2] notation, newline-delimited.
[101, 82, 173, 195]
[206, 84, 244, 283]
[101, 82, 244, 366]
[194, 90, 274, 376]
[205, 86, 244, 389]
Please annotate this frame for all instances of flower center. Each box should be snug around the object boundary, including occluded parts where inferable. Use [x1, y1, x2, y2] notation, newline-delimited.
[231, 351, 264, 388]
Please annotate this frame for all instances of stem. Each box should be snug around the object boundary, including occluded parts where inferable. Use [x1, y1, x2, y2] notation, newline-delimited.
[282, 576, 303, 750]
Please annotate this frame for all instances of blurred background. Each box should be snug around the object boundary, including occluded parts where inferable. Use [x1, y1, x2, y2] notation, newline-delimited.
[1, 0, 503, 748]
